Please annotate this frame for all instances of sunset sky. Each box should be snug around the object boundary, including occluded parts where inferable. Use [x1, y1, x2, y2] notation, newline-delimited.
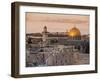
[26, 13, 89, 35]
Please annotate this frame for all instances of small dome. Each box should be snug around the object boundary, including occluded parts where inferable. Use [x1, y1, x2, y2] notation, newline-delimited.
[68, 27, 81, 37]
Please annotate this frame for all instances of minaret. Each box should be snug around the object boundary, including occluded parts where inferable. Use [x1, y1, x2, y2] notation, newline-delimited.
[42, 26, 48, 44]
[43, 26, 47, 33]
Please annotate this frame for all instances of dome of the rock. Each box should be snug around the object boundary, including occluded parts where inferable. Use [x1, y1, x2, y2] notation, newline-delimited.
[68, 27, 81, 37]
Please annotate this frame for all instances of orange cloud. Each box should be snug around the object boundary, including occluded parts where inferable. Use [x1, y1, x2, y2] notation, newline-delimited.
[26, 12, 89, 35]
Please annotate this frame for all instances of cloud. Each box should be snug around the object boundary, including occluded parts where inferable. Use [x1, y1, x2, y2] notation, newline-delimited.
[26, 13, 89, 24]
[26, 13, 89, 34]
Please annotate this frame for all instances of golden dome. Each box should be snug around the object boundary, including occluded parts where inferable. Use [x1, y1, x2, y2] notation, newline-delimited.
[68, 27, 81, 37]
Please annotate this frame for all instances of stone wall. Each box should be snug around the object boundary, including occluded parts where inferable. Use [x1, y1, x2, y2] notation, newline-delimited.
[26, 46, 81, 67]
